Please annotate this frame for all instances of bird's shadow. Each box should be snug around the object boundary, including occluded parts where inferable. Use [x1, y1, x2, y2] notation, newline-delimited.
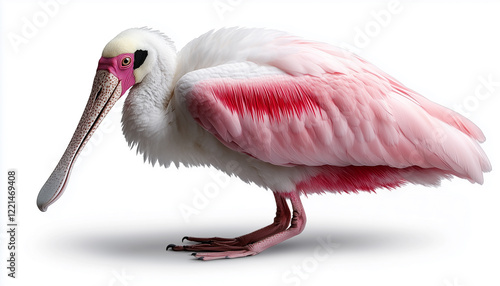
[51, 225, 439, 263]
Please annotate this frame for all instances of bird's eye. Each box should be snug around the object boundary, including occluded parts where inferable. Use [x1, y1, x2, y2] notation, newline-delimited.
[121, 57, 132, 67]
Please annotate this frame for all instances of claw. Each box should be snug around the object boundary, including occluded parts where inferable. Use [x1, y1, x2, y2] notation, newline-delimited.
[192, 253, 205, 260]
[166, 244, 176, 251]
[182, 236, 188, 242]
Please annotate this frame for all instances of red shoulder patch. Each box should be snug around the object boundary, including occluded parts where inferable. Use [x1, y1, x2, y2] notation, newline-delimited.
[197, 75, 324, 120]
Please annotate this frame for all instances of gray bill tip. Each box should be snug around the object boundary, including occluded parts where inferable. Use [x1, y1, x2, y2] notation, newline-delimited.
[36, 71, 122, 212]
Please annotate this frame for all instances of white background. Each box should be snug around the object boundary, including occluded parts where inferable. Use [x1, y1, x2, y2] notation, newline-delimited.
[1, 1, 499, 285]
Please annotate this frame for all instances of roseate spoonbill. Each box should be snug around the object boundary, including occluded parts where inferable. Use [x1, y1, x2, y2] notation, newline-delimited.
[37, 27, 491, 260]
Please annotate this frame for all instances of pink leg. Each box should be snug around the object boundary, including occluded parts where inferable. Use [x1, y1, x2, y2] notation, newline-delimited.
[167, 192, 306, 260]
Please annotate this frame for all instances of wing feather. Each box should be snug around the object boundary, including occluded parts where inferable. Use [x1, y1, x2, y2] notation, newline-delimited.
[175, 33, 490, 183]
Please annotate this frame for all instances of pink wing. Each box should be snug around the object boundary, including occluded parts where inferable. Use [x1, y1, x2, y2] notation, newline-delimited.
[178, 39, 491, 184]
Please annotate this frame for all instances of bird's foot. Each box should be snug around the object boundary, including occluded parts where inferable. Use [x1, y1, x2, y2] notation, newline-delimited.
[166, 192, 306, 260]
[167, 236, 258, 260]
[167, 236, 250, 252]
[182, 235, 241, 244]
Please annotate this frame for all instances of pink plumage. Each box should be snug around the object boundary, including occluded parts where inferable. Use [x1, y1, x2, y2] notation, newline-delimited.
[38, 27, 491, 260]
[185, 38, 490, 189]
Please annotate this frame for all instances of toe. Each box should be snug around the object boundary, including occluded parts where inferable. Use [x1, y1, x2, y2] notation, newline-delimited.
[192, 250, 258, 261]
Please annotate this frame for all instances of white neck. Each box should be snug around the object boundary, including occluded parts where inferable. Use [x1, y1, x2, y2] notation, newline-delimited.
[121, 48, 218, 168]
[121, 50, 175, 163]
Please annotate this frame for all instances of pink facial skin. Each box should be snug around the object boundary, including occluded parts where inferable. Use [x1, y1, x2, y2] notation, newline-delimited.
[97, 53, 136, 95]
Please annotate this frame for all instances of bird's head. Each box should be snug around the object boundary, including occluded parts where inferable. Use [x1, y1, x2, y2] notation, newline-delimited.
[37, 28, 175, 212]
